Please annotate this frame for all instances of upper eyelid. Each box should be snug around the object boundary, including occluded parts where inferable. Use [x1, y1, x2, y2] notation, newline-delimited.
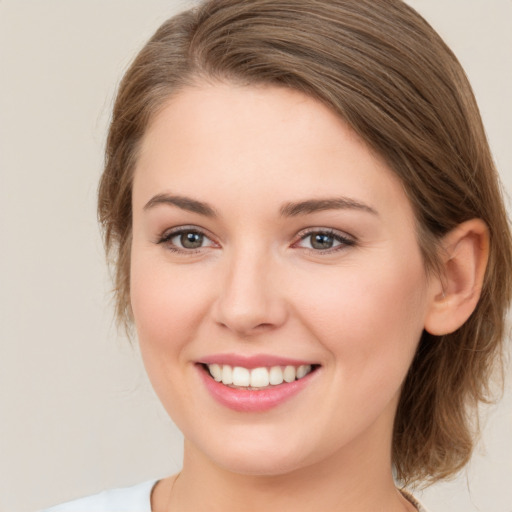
[159, 225, 212, 239]
[294, 227, 355, 241]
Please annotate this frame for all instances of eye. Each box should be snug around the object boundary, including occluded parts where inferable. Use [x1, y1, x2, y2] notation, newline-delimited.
[295, 229, 355, 252]
[175, 231, 206, 249]
[307, 232, 338, 250]
[157, 227, 217, 252]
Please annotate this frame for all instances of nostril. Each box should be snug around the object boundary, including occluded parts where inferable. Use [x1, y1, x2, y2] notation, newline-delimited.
[217, 320, 279, 338]
[212, 266, 289, 335]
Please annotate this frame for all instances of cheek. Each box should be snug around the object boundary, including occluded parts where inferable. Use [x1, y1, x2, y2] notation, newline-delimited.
[130, 251, 213, 356]
[129, 252, 216, 421]
[294, 253, 428, 380]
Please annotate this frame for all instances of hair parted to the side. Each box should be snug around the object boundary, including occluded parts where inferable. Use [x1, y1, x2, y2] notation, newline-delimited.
[98, 0, 512, 486]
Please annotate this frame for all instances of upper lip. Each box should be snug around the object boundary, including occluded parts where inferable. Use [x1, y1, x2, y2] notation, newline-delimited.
[198, 353, 317, 369]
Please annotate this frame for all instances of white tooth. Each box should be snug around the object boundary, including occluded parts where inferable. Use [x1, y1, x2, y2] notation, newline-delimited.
[221, 365, 233, 385]
[296, 364, 311, 379]
[209, 364, 222, 382]
[250, 367, 270, 388]
[232, 366, 250, 387]
[283, 365, 296, 383]
[269, 366, 284, 385]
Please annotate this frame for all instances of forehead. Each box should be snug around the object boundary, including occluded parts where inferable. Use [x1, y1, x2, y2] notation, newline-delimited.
[140, 82, 371, 161]
[133, 82, 411, 224]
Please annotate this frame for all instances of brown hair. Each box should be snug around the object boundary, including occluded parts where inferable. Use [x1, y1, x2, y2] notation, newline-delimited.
[98, 0, 512, 486]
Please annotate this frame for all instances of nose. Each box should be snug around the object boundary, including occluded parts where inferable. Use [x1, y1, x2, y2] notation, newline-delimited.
[213, 249, 288, 337]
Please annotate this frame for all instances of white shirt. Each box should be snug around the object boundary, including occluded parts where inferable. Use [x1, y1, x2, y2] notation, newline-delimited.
[41, 479, 430, 511]
[40, 479, 157, 512]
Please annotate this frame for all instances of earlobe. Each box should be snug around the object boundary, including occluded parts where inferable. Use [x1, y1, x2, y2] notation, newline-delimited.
[424, 219, 489, 336]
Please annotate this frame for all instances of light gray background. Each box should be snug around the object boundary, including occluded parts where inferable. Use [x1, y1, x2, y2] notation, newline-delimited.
[0, 1, 510, 511]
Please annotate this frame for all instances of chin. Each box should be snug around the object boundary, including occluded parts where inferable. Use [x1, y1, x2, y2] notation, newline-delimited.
[193, 431, 323, 477]
[217, 453, 309, 477]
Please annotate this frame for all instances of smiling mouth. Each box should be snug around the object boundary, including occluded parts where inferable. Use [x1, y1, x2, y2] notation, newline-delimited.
[202, 363, 319, 390]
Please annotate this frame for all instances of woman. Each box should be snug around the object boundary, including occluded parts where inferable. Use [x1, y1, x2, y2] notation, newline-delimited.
[44, 0, 511, 511]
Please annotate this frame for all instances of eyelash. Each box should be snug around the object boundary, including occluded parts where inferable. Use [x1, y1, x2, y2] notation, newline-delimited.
[156, 226, 356, 254]
[292, 228, 356, 254]
[156, 226, 217, 254]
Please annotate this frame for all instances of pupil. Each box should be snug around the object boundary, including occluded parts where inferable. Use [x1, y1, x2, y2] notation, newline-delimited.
[181, 232, 203, 249]
[311, 233, 333, 249]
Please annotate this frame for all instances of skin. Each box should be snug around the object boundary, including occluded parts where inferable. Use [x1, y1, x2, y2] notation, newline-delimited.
[130, 82, 443, 512]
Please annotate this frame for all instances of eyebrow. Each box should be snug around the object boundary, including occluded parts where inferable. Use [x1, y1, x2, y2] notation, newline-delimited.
[143, 193, 377, 218]
[280, 197, 378, 217]
[143, 194, 217, 217]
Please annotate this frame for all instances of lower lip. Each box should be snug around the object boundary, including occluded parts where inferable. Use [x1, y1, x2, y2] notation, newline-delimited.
[198, 365, 317, 412]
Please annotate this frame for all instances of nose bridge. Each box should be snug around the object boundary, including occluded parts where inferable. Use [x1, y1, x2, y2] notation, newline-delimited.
[214, 241, 287, 335]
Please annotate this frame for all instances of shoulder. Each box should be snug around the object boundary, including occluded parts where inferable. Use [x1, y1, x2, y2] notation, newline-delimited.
[40, 479, 158, 512]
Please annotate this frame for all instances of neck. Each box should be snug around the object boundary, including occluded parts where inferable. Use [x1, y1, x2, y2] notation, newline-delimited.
[165, 418, 414, 512]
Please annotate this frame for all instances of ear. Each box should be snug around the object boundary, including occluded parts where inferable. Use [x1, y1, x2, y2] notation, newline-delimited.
[424, 219, 489, 336]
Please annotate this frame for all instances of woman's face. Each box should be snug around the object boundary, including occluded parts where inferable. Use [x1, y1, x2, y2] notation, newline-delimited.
[130, 83, 436, 475]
